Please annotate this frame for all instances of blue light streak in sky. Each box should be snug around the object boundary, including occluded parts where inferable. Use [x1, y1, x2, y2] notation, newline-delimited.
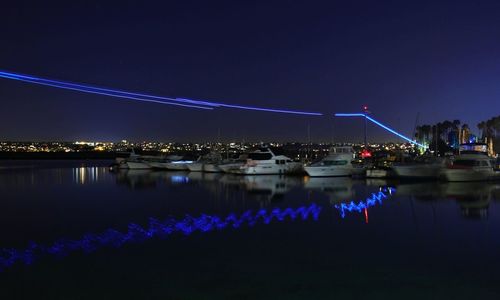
[334, 113, 426, 148]
[0, 70, 323, 116]
[0, 204, 321, 271]
[0, 73, 214, 110]
[334, 113, 366, 117]
[334, 187, 396, 218]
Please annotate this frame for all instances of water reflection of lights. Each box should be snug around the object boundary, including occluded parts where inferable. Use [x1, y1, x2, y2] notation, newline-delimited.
[334, 187, 396, 218]
[0, 204, 321, 271]
[72, 167, 103, 184]
[171, 175, 189, 184]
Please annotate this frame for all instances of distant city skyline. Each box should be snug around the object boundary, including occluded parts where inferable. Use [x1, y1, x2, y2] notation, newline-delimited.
[1, 1, 499, 141]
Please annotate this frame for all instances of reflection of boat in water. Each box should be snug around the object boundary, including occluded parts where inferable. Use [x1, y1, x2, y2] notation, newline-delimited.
[390, 180, 500, 219]
[114, 170, 193, 189]
[219, 174, 302, 202]
[303, 177, 355, 201]
[114, 169, 157, 189]
[442, 182, 498, 219]
[242, 176, 292, 196]
[304, 146, 355, 177]
[187, 171, 223, 182]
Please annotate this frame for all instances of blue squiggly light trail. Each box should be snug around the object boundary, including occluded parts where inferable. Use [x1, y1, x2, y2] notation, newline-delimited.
[0, 186, 398, 271]
[334, 187, 396, 218]
[334, 113, 426, 148]
[0, 70, 322, 116]
[0, 204, 322, 271]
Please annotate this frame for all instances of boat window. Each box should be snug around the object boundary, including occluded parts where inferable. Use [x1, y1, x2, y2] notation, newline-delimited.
[248, 153, 273, 160]
[323, 160, 348, 166]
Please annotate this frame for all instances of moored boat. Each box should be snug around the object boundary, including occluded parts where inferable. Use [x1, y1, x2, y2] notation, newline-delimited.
[304, 146, 355, 177]
[392, 156, 445, 179]
[441, 143, 495, 182]
[226, 148, 302, 175]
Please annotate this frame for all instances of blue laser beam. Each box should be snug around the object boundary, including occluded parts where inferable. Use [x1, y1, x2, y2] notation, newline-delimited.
[0, 70, 322, 116]
[0, 71, 217, 107]
[0, 73, 214, 110]
[334, 113, 366, 117]
[334, 113, 426, 148]
[175, 98, 323, 116]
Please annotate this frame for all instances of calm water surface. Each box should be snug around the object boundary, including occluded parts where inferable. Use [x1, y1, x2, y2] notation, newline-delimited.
[1, 160, 500, 299]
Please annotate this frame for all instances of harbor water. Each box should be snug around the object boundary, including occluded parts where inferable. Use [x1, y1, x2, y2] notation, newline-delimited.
[1, 160, 500, 299]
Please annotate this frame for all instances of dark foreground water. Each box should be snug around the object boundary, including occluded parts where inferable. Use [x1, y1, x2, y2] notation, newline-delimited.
[1, 160, 500, 299]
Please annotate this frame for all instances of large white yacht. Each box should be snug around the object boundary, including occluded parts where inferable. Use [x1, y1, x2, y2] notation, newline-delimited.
[304, 146, 355, 177]
[226, 148, 302, 175]
[441, 143, 495, 182]
[218, 154, 248, 173]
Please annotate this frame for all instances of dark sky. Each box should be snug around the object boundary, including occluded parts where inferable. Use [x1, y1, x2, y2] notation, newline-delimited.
[1, 0, 500, 142]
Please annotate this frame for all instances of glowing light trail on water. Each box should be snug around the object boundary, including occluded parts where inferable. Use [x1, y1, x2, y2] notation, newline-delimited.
[0, 204, 322, 271]
[0, 187, 398, 271]
[334, 187, 396, 218]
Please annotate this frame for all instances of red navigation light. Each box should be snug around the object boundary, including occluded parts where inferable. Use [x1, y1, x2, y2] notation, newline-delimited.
[363, 105, 368, 111]
[361, 149, 372, 158]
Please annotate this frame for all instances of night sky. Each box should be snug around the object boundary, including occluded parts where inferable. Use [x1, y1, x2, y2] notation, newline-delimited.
[1, 1, 500, 142]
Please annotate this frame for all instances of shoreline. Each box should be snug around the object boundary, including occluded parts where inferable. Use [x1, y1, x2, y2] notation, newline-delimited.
[0, 152, 121, 160]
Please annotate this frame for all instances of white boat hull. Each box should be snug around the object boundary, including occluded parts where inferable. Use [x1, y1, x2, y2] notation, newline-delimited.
[441, 169, 493, 182]
[366, 169, 389, 178]
[229, 163, 302, 175]
[204, 163, 222, 173]
[304, 166, 352, 177]
[126, 161, 152, 170]
[148, 162, 169, 169]
[187, 163, 204, 172]
[117, 161, 129, 169]
[393, 165, 441, 178]
[165, 163, 190, 170]
[219, 163, 244, 173]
